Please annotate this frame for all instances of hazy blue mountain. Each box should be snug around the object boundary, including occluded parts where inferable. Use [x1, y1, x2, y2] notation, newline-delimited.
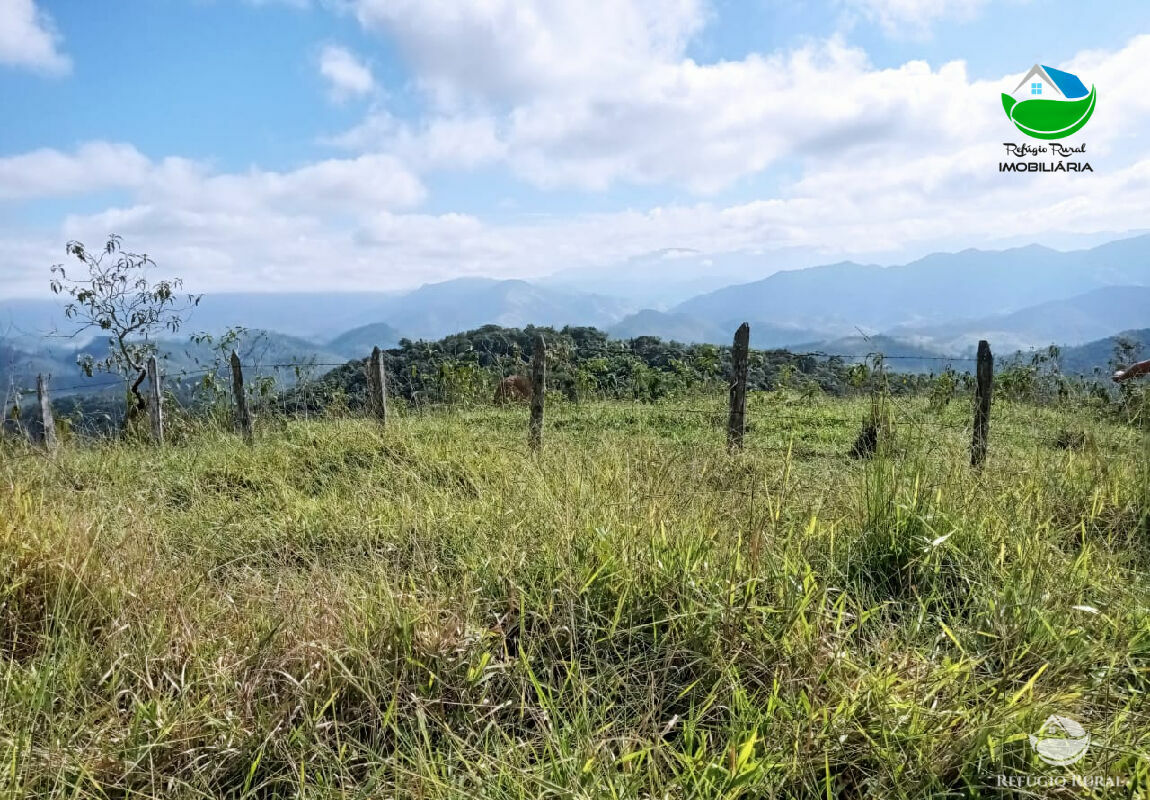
[5, 235, 1148, 386]
[785, 335, 965, 374]
[0, 298, 64, 338]
[159, 329, 349, 375]
[1054, 329, 1150, 375]
[609, 310, 729, 343]
[890, 286, 1150, 353]
[1, 329, 347, 400]
[328, 322, 404, 358]
[609, 309, 830, 347]
[180, 293, 401, 340]
[1, 279, 630, 348]
[546, 247, 823, 307]
[371, 278, 632, 340]
[0, 293, 400, 343]
[674, 235, 1150, 332]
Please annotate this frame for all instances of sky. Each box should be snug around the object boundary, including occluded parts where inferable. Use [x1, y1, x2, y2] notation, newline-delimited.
[2, 0, 1150, 296]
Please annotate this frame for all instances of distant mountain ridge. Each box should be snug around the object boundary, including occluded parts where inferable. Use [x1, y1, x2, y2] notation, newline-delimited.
[1, 329, 350, 399]
[609, 310, 826, 348]
[1054, 329, 1150, 375]
[2, 278, 633, 345]
[3, 234, 1149, 391]
[673, 235, 1150, 334]
[370, 277, 632, 340]
[328, 323, 404, 358]
[892, 286, 1150, 354]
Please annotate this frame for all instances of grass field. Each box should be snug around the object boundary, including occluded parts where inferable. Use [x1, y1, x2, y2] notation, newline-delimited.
[2, 391, 1148, 798]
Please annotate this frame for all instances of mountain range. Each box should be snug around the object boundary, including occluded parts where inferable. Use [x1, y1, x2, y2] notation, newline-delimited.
[2, 232, 1148, 394]
[672, 235, 1150, 337]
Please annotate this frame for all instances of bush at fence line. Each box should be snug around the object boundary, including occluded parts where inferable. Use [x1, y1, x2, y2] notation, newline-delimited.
[927, 367, 958, 412]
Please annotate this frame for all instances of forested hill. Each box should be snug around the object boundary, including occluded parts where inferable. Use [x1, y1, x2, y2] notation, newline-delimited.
[305, 324, 923, 407]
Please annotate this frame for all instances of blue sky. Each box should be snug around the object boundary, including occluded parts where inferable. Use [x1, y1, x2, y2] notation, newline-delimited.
[3, 0, 1150, 295]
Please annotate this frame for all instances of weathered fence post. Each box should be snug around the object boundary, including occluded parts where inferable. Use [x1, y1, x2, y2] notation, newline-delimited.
[146, 355, 164, 445]
[368, 346, 389, 425]
[728, 322, 750, 450]
[970, 340, 993, 468]
[529, 333, 546, 451]
[230, 351, 253, 444]
[36, 374, 57, 454]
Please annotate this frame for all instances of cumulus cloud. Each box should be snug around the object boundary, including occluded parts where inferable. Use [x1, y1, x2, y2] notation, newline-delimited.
[839, 0, 991, 37]
[0, 0, 71, 75]
[318, 44, 376, 102]
[31, 147, 1150, 297]
[324, 112, 507, 169]
[0, 142, 151, 199]
[351, 0, 705, 105]
[1, 143, 425, 211]
[4, 5, 1149, 297]
[327, 37, 992, 193]
[329, 0, 1012, 193]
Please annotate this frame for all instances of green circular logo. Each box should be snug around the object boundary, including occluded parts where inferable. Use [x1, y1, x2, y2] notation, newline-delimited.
[1001, 64, 1096, 140]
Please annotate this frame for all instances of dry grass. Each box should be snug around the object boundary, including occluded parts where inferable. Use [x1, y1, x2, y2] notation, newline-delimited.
[1, 391, 1148, 798]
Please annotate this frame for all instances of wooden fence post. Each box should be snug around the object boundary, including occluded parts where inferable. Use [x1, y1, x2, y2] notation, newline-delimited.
[970, 340, 993, 468]
[529, 333, 546, 451]
[368, 346, 389, 425]
[728, 322, 750, 450]
[36, 374, 57, 454]
[230, 351, 253, 444]
[147, 355, 164, 445]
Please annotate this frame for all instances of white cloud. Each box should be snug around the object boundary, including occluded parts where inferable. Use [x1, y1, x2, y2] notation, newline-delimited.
[0, 0, 71, 75]
[329, 37, 991, 193]
[0, 143, 425, 211]
[318, 44, 376, 102]
[4, 14, 1150, 298]
[838, 0, 991, 37]
[329, 0, 1016, 192]
[0, 142, 151, 199]
[351, 0, 705, 105]
[324, 112, 507, 169]
[36, 145, 1150, 297]
[139, 153, 426, 214]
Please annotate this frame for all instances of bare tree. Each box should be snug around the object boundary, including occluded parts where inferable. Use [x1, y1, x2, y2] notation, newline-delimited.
[50, 235, 200, 418]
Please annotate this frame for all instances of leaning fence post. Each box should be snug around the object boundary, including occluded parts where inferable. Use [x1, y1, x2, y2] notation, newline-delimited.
[970, 340, 993, 468]
[728, 322, 750, 450]
[368, 346, 389, 425]
[36, 374, 57, 454]
[230, 351, 253, 444]
[529, 333, 546, 451]
[146, 355, 164, 445]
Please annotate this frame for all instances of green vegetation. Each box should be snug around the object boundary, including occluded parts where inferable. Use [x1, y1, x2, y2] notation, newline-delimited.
[2, 383, 1148, 798]
[303, 324, 948, 410]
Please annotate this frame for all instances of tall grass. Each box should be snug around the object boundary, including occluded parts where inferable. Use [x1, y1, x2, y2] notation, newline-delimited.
[1, 391, 1147, 798]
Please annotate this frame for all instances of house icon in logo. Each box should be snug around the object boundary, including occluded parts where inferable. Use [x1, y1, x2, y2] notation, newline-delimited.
[1010, 64, 1090, 103]
[1001, 63, 1096, 139]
